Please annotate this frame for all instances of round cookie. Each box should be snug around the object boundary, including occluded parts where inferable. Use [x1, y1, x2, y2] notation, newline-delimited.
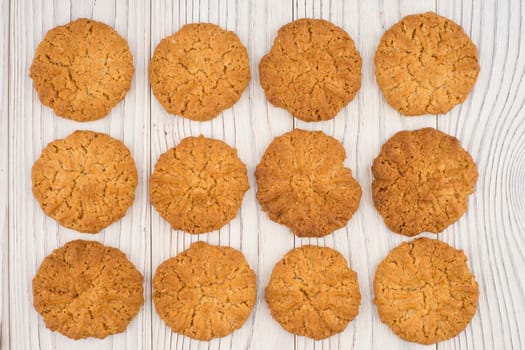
[150, 136, 249, 234]
[32, 130, 138, 233]
[374, 238, 479, 344]
[259, 19, 362, 121]
[32, 240, 144, 339]
[372, 128, 478, 236]
[255, 129, 361, 237]
[375, 12, 480, 115]
[150, 23, 250, 121]
[153, 242, 256, 340]
[30, 18, 134, 121]
[265, 245, 360, 340]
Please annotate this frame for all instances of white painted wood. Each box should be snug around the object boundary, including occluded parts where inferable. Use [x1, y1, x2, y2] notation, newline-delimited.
[1, 0, 9, 348]
[3, 0, 524, 349]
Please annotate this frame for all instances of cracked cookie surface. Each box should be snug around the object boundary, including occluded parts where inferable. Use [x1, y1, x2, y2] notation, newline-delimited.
[265, 245, 360, 340]
[32, 240, 144, 339]
[32, 130, 138, 233]
[255, 129, 361, 237]
[30, 18, 134, 121]
[259, 18, 361, 121]
[149, 23, 250, 121]
[375, 12, 479, 115]
[374, 238, 479, 344]
[372, 128, 478, 236]
[150, 136, 249, 234]
[153, 242, 256, 340]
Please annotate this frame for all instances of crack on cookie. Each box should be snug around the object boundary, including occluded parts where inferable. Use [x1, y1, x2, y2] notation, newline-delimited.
[265, 246, 360, 340]
[32, 240, 144, 339]
[255, 129, 361, 237]
[374, 238, 479, 345]
[259, 18, 361, 121]
[150, 23, 250, 121]
[31, 131, 138, 233]
[153, 242, 256, 341]
[372, 128, 478, 236]
[29, 18, 134, 121]
[150, 136, 249, 234]
[375, 12, 479, 115]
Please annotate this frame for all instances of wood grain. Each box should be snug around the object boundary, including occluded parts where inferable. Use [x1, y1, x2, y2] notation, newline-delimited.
[1, 0, 9, 348]
[2, 0, 524, 349]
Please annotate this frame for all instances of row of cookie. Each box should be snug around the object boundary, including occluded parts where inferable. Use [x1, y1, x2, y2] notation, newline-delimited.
[32, 127, 477, 237]
[30, 12, 479, 123]
[33, 237, 478, 345]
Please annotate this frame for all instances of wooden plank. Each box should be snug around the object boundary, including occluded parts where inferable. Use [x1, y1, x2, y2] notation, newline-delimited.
[436, 0, 525, 349]
[1, 0, 9, 348]
[149, 0, 294, 349]
[8, 0, 151, 349]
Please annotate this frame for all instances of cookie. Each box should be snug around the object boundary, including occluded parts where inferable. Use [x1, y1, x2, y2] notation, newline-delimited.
[150, 23, 250, 121]
[375, 12, 479, 115]
[255, 129, 361, 237]
[374, 238, 479, 344]
[153, 242, 256, 340]
[372, 128, 478, 236]
[32, 240, 144, 339]
[265, 245, 360, 340]
[32, 130, 138, 233]
[30, 18, 134, 121]
[150, 136, 249, 234]
[259, 19, 361, 121]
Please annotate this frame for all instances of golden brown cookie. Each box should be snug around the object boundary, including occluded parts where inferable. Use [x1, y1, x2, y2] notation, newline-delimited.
[32, 130, 138, 233]
[265, 245, 360, 340]
[375, 12, 480, 115]
[255, 129, 361, 237]
[30, 18, 134, 121]
[150, 136, 249, 234]
[372, 128, 478, 236]
[153, 242, 256, 340]
[32, 240, 144, 339]
[150, 23, 250, 121]
[259, 19, 361, 121]
[374, 238, 479, 344]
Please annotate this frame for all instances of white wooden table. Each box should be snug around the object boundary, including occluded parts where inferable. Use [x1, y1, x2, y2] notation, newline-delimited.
[1, 0, 524, 349]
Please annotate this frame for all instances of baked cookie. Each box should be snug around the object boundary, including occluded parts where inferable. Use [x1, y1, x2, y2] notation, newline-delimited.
[372, 128, 478, 236]
[32, 130, 138, 233]
[375, 12, 480, 115]
[32, 240, 144, 339]
[265, 245, 360, 340]
[150, 136, 249, 234]
[30, 18, 134, 121]
[153, 242, 256, 340]
[255, 129, 361, 237]
[374, 238, 479, 344]
[150, 23, 250, 121]
[259, 19, 361, 121]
